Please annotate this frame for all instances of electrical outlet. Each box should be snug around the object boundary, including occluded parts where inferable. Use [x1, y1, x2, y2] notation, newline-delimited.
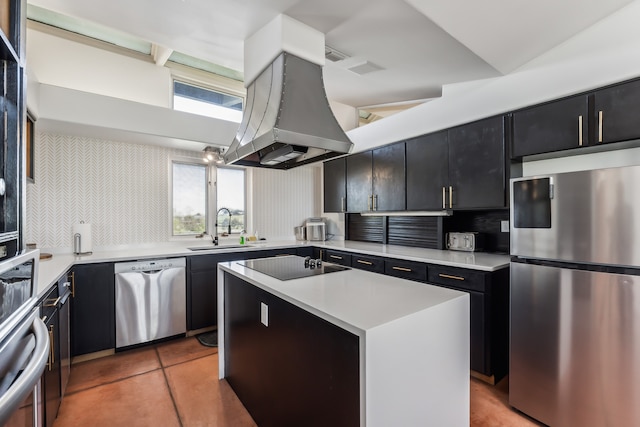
[261, 302, 269, 327]
[501, 220, 510, 233]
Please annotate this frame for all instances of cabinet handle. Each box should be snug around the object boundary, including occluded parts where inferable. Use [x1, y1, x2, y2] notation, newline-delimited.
[598, 110, 603, 143]
[449, 186, 453, 209]
[341, 197, 345, 212]
[356, 260, 373, 265]
[442, 187, 446, 209]
[439, 273, 465, 281]
[330, 255, 343, 260]
[578, 115, 583, 146]
[368, 195, 372, 211]
[47, 325, 54, 371]
[44, 296, 61, 307]
[319, 249, 324, 260]
[392, 266, 412, 272]
[373, 195, 378, 211]
[69, 271, 75, 297]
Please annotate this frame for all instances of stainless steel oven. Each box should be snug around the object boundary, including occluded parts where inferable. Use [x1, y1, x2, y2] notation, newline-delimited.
[0, 250, 47, 426]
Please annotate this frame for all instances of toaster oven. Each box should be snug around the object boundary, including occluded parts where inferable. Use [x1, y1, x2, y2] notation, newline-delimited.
[446, 232, 484, 252]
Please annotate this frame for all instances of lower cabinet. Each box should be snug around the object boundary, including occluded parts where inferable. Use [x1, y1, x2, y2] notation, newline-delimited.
[188, 248, 300, 331]
[427, 264, 509, 381]
[71, 263, 115, 357]
[224, 272, 360, 427]
[322, 249, 352, 266]
[39, 286, 61, 427]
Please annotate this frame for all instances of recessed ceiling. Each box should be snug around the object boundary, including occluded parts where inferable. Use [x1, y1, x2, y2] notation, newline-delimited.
[27, 0, 635, 108]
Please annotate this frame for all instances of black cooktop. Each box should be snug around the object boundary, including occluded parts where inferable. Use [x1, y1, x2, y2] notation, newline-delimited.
[242, 256, 350, 281]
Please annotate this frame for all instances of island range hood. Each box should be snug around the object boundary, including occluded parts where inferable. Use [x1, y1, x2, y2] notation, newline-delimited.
[223, 16, 353, 170]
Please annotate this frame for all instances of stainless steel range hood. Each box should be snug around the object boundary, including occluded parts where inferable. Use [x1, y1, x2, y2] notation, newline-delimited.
[223, 52, 353, 169]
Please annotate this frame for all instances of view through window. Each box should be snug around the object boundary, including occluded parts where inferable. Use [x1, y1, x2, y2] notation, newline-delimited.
[172, 162, 207, 235]
[173, 81, 243, 123]
[216, 167, 245, 235]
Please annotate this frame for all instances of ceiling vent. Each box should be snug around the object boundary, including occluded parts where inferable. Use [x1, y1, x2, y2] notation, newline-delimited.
[325, 45, 349, 62]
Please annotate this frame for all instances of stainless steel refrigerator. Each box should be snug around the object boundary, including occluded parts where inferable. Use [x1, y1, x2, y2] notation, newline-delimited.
[510, 165, 640, 427]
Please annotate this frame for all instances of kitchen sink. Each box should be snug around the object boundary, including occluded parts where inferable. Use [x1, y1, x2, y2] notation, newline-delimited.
[188, 245, 246, 251]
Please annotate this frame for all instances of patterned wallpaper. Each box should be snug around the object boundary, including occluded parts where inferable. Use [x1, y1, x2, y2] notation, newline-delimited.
[25, 132, 320, 250]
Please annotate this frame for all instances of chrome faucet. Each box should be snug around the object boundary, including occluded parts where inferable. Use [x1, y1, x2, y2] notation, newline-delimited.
[214, 207, 232, 246]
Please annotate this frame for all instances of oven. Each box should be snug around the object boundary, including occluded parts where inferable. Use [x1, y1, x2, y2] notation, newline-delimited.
[0, 250, 48, 426]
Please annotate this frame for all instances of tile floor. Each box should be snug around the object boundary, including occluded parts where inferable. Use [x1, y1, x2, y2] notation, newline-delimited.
[53, 336, 544, 427]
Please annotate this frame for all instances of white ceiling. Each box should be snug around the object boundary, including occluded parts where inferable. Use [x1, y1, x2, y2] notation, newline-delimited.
[28, 0, 635, 109]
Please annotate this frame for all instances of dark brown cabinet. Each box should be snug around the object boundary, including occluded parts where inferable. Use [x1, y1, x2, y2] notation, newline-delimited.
[593, 79, 640, 145]
[224, 272, 360, 427]
[323, 249, 352, 266]
[345, 146, 405, 213]
[188, 249, 302, 331]
[70, 263, 115, 357]
[512, 95, 589, 158]
[372, 144, 405, 211]
[448, 116, 506, 209]
[346, 151, 373, 212]
[406, 131, 449, 210]
[323, 157, 347, 213]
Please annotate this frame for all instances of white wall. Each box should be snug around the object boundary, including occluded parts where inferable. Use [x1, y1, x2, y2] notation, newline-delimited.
[27, 132, 319, 250]
[346, 1, 640, 153]
[27, 26, 172, 107]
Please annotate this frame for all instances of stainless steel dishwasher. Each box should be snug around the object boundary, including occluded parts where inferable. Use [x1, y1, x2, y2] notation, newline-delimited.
[114, 258, 186, 348]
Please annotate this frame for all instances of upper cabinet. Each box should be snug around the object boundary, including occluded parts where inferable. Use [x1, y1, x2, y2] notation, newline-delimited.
[512, 95, 589, 158]
[593, 79, 640, 145]
[372, 144, 405, 211]
[323, 157, 346, 213]
[512, 77, 640, 159]
[406, 131, 449, 210]
[0, 0, 25, 246]
[346, 151, 373, 212]
[448, 116, 506, 209]
[344, 146, 405, 213]
[1, 0, 26, 62]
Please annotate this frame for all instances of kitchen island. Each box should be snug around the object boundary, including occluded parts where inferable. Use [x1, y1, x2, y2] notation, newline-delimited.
[218, 256, 470, 427]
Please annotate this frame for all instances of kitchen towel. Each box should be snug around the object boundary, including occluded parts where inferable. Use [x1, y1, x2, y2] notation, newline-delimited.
[72, 222, 93, 254]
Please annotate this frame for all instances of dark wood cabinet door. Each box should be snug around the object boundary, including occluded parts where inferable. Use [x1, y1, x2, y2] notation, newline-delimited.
[406, 131, 449, 210]
[593, 79, 640, 145]
[323, 157, 346, 213]
[372, 144, 405, 211]
[224, 273, 360, 427]
[448, 116, 506, 209]
[512, 95, 588, 157]
[71, 263, 115, 356]
[346, 151, 372, 212]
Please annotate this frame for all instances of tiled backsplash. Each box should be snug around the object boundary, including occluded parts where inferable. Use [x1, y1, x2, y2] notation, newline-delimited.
[26, 132, 320, 250]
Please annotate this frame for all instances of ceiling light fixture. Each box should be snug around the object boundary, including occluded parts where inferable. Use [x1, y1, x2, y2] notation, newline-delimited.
[203, 146, 225, 163]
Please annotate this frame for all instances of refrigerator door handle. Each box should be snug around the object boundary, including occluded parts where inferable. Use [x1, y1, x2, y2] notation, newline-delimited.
[549, 178, 554, 199]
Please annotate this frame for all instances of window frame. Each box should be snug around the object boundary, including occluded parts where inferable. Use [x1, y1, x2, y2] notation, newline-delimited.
[169, 156, 212, 239]
[168, 157, 248, 241]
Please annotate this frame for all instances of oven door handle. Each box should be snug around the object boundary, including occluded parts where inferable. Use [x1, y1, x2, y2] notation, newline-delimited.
[0, 312, 49, 426]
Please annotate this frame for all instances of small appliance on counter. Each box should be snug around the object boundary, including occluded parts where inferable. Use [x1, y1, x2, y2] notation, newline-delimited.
[294, 226, 306, 241]
[304, 218, 327, 241]
[446, 232, 484, 252]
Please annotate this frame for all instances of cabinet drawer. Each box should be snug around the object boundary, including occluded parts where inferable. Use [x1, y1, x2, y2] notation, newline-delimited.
[384, 259, 427, 282]
[427, 266, 486, 293]
[324, 250, 352, 266]
[351, 254, 384, 273]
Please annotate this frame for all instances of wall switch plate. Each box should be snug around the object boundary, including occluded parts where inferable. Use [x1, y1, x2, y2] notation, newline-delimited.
[501, 220, 510, 233]
[260, 302, 269, 327]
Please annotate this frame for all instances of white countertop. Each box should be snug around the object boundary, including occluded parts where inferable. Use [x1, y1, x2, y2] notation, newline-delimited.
[35, 239, 509, 300]
[219, 257, 468, 334]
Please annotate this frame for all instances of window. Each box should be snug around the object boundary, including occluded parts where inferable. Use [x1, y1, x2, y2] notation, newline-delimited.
[172, 162, 208, 236]
[216, 168, 245, 235]
[173, 81, 243, 123]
